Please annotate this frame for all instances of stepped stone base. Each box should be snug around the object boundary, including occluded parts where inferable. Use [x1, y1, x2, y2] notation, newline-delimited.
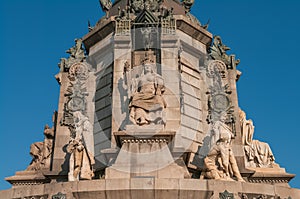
[1, 179, 299, 199]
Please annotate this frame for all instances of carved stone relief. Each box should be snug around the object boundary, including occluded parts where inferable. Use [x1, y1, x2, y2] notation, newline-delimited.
[131, 0, 161, 13]
[52, 192, 66, 199]
[220, 190, 234, 199]
[58, 41, 95, 181]
[56, 39, 86, 84]
[19, 195, 48, 199]
[206, 60, 235, 136]
[61, 62, 90, 137]
[209, 35, 240, 69]
[238, 193, 286, 199]
[58, 39, 85, 72]
[115, 2, 177, 37]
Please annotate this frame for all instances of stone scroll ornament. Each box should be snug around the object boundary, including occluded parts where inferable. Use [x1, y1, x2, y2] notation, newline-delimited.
[239, 109, 279, 169]
[126, 57, 167, 126]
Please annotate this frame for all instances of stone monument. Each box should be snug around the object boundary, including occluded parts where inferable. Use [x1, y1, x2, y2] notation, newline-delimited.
[1, 0, 299, 198]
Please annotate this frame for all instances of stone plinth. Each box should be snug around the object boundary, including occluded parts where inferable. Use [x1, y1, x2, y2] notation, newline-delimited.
[247, 167, 295, 186]
[1, 179, 300, 199]
[105, 126, 190, 179]
[5, 171, 50, 187]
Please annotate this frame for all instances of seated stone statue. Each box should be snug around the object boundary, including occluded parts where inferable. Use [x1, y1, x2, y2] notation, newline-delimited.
[202, 113, 244, 182]
[26, 142, 44, 171]
[239, 109, 278, 168]
[26, 125, 54, 171]
[129, 61, 166, 125]
[67, 111, 95, 181]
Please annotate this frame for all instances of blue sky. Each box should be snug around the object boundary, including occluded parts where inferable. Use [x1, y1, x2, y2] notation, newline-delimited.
[0, 0, 299, 190]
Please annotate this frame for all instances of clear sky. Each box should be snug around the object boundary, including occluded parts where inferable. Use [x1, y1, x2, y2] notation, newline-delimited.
[0, 0, 299, 190]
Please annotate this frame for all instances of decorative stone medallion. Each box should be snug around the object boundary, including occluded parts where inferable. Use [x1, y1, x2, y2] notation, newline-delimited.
[207, 60, 227, 79]
[211, 93, 231, 113]
[66, 96, 86, 112]
[68, 62, 89, 81]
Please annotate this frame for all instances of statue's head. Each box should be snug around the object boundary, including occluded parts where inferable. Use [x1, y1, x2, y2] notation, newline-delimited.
[219, 112, 227, 122]
[44, 124, 50, 130]
[29, 143, 43, 158]
[239, 108, 246, 120]
[144, 63, 154, 74]
[141, 52, 156, 74]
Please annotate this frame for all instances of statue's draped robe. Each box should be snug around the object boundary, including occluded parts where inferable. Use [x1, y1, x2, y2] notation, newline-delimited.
[240, 115, 274, 168]
[129, 72, 166, 124]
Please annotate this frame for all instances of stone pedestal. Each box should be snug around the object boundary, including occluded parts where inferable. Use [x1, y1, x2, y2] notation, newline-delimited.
[105, 125, 190, 179]
[2, 179, 300, 199]
[5, 171, 50, 186]
[247, 167, 295, 186]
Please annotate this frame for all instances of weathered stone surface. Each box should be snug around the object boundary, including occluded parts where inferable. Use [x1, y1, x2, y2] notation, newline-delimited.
[2, 1, 299, 198]
[1, 179, 300, 199]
